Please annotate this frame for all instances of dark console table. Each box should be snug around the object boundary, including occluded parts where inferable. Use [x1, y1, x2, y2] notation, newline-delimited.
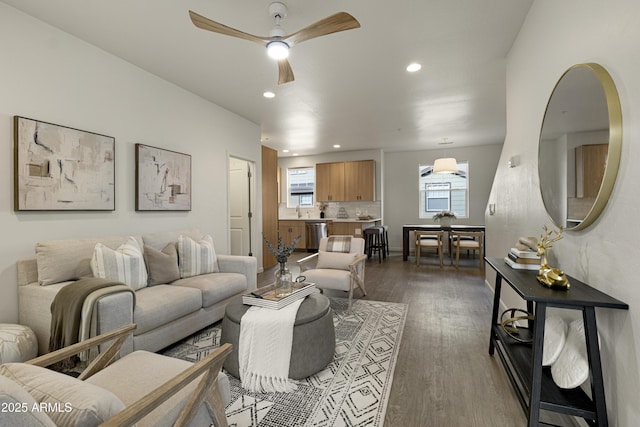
[485, 257, 628, 427]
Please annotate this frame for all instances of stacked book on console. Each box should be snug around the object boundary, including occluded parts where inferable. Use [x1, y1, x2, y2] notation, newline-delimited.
[242, 282, 317, 309]
[504, 248, 541, 270]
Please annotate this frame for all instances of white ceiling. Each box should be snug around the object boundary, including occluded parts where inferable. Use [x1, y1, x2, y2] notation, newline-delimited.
[2, 0, 533, 156]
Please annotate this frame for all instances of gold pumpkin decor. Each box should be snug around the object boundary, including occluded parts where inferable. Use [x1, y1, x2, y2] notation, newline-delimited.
[536, 226, 570, 290]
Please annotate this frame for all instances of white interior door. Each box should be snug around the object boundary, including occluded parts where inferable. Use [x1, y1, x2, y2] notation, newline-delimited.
[229, 157, 253, 256]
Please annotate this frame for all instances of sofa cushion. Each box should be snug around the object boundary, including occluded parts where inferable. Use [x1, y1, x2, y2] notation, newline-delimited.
[0, 363, 125, 427]
[0, 374, 56, 427]
[36, 236, 143, 286]
[178, 234, 219, 278]
[133, 285, 202, 335]
[90, 236, 148, 290]
[141, 229, 201, 251]
[304, 268, 351, 291]
[173, 272, 247, 307]
[143, 243, 180, 286]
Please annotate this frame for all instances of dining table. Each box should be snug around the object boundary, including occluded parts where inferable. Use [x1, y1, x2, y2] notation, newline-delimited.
[402, 224, 486, 261]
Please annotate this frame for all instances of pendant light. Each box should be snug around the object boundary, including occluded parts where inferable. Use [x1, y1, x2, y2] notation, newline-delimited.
[433, 138, 458, 174]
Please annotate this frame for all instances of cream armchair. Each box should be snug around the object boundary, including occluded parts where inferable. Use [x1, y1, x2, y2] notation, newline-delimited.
[0, 324, 231, 427]
[297, 236, 367, 310]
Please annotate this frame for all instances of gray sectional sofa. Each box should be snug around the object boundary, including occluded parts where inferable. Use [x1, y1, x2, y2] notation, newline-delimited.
[17, 229, 257, 356]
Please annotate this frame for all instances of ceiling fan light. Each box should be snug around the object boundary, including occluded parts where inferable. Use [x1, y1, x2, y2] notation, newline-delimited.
[433, 158, 458, 174]
[267, 41, 289, 59]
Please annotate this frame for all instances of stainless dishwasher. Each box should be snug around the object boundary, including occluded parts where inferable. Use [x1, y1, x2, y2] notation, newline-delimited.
[305, 221, 329, 252]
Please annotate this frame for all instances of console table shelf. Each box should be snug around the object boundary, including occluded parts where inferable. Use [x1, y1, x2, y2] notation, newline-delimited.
[485, 257, 628, 427]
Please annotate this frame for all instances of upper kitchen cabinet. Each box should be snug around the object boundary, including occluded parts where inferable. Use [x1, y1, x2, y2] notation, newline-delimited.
[316, 162, 345, 201]
[316, 160, 375, 202]
[345, 160, 375, 201]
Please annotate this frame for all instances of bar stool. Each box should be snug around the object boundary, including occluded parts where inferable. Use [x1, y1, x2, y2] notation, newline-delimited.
[364, 227, 385, 263]
[381, 225, 390, 257]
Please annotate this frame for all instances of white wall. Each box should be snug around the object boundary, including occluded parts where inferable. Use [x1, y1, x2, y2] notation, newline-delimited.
[487, 0, 640, 423]
[0, 4, 261, 323]
[385, 144, 502, 250]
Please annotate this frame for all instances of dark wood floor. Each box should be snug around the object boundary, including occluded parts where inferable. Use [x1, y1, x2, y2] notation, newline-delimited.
[260, 251, 529, 426]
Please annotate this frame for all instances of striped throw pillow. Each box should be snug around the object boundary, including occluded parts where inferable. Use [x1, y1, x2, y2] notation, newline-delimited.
[178, 234, 218, 278]
[90, 236, 148, 290]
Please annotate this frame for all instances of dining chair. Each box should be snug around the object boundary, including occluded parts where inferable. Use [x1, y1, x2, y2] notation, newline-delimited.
[415, 231, 445, 267]
[450, 231, 484, 269]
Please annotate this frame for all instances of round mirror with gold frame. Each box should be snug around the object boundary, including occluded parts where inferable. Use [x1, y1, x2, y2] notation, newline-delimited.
[538, 63, 622, 231]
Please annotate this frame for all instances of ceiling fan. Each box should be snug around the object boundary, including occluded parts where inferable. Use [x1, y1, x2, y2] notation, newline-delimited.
[189, 2, 360, 85]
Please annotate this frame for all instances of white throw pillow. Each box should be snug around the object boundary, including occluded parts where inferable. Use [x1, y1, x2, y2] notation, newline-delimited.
[178, 234, 218, 278]
[316, 251, 357, 270]
[542, 316, 568, 366]
[0, 363, 125, 426]
[90, 236, 148, 290]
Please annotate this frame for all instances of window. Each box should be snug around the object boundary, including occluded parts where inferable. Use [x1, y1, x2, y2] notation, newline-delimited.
[418, 161, 468, 218]
[287, 167, 315, 207]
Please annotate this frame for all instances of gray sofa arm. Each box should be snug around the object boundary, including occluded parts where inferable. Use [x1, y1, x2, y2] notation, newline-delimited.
[217, 255, 257, 292]
[95, 292, 135, 355]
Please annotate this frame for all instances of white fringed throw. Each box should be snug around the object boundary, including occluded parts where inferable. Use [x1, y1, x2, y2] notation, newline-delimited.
[239, 298, 304, 393]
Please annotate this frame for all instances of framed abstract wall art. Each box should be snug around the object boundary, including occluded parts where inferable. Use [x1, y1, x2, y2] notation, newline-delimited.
[135, 144, 191, 211]
[14, 116, 115, 211]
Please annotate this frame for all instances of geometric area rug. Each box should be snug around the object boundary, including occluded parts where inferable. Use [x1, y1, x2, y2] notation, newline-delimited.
[161, 297, 408, 427]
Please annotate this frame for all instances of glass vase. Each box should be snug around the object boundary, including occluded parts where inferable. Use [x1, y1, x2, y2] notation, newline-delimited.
[274, 266, 292, 298]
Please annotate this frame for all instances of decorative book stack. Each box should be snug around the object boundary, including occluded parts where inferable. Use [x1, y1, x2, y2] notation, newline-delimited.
[504, 247, 541, 270]
[242, 282, 317, 309]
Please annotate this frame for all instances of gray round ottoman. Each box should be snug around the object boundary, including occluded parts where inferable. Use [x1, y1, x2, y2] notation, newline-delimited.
[221, 293, 335, 380]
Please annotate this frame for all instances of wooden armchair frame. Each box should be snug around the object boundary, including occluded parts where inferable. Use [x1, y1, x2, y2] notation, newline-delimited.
[297, 252, 368, 310]
[26, 324, 231, 427]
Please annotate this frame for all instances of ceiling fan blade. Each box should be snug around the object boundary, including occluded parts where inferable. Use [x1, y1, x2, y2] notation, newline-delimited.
[285, 12, 361, 46]
[277, 59, 295, 85]
[189, 10, 268, 46]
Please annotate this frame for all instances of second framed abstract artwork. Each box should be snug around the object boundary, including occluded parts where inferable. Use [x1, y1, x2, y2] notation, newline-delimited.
[135, 144, 191, 211]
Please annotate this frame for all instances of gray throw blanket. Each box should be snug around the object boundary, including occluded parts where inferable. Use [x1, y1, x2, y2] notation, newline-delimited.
[49, 277, 134, 358]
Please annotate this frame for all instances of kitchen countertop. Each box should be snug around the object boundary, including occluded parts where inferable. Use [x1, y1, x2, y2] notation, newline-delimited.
[278, 217, 381, 223]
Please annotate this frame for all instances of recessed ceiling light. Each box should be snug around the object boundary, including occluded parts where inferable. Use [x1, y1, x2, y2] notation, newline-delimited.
[292, 153, 299, 156]
[406, 63, 422, 72]
[263, 91, 275, 98]
[333, 144, 341, 148]
[282, 149, 289, 153]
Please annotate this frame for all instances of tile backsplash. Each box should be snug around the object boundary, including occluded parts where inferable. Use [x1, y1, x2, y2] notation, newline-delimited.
[279, 200, 381, 220]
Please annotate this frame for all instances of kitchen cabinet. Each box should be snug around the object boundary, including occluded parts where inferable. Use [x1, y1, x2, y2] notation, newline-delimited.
[345, 160, 375, 201]
[315, 162, 345, 201]
[330, 220, 379, 238]
[262, 146, 279, 268]
[331, 222, 361, 237]
[316, 160, 375, 202]
[278, 220, 306, 250]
